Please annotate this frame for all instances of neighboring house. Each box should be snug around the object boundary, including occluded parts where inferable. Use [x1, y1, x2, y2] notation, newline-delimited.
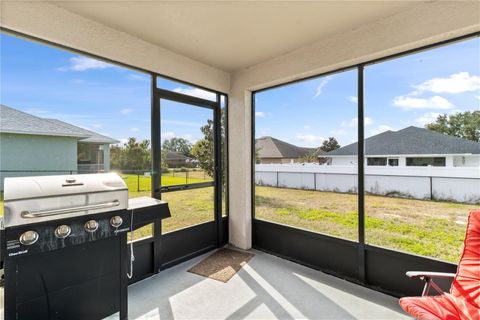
[0, 105, 119, 190]
[165, 151, 192, 168]
[325, 126, 480, 167]
[255, 136, 319, 164]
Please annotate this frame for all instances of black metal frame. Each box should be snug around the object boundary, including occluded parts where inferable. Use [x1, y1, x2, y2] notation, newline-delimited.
[141, 83, 227, 275]
[251, 32, 479, 297]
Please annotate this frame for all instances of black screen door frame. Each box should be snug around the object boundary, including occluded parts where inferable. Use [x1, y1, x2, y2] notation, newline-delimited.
[128, 77, 226, 284]
[152, 82, 224, 266]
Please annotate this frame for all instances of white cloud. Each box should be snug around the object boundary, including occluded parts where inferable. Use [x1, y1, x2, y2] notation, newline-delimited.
[368, 125, 394, 136]
[330, 129, 348, 136]
[414, 112, 442, 126]
[296, 134, 325, 147]
[303, 125, 312, 130]
[173, 87, 217, 101]
[120, 108, 134, 115]
[92, 123, 103, 129]
[348, 96, 358, 103]
[162, 131, 176, 141]
[341, 117, 373, 127]
[255, 111, 265, 118]
[161, 132, 196, 144]
[162, 119, 204, 127]
[59, 56, 113, 72]
[413, 72, 480, 95]
[126, 74, 148, 81]
[23, 107, 48, 115]
[129, 127, 140, 132]
[313, 76, 332, 99]
[393, 95, 453, 110]
[414, 109, 464, 126]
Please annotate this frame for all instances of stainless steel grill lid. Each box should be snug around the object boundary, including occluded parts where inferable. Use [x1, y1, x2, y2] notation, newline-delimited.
[3, 173, 128, 228]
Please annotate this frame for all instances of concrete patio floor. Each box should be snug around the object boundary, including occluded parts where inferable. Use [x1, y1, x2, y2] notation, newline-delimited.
[123, 248, 411, 320]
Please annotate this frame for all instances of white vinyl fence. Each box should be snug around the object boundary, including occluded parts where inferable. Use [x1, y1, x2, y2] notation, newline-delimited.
[255, 164, 480, 204]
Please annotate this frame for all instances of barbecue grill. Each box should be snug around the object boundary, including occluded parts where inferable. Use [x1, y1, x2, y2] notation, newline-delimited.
[1, 173, 132, 320]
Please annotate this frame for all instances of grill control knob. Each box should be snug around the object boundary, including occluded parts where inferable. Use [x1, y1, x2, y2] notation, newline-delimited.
[19, 230, 39, 246]
[55, 225, 71, 239]
[110, 216, 123, 228]
[84, 220, 99, 233]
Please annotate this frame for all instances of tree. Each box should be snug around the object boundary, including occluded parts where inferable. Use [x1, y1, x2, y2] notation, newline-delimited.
[110, 137, 152, 171]
[162, 137, 192, 156]
[191, 109, 227, 179]
[426, 111, 480, 142]
[300, 152, 317, 163]
[320, 137, 341, 152]
[255, 147, 262, 164]
[192, 120, 215, 178]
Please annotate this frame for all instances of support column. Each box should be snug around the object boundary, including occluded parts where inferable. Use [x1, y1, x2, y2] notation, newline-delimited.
[228, 88, 252, 250]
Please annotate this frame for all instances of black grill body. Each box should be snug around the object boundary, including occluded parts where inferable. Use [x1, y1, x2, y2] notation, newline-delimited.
[2, 209, 131, 320]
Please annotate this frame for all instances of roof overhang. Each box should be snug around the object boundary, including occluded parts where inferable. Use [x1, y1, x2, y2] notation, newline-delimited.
[0, 129, 89, 139]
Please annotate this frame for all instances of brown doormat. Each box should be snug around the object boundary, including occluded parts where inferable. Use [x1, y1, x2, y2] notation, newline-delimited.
[188, 248, 254, 283]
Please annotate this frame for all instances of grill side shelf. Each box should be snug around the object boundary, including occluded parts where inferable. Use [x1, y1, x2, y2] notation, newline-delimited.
[128, 197, 171, 229]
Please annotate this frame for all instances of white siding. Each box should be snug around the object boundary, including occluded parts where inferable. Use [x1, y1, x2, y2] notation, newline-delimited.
[453, 155, 480, 167]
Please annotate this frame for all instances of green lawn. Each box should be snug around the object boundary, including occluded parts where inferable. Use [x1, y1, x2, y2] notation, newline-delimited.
[255, 186, 477, 263]
[126, 186, 215, 241]
[122, 172, 209, 195]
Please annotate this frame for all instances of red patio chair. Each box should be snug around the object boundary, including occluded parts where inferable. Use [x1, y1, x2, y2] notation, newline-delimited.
[399, 209, 480, 320]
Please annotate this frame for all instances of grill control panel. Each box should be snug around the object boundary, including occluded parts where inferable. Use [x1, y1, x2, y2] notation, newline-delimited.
[4, 210, 131, 257]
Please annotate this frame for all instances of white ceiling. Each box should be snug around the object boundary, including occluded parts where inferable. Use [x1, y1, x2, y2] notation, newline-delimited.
[51, 1, 422, 72]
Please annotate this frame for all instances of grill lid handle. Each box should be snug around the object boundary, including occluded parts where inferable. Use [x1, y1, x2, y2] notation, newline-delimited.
[20, 200, 121, 218]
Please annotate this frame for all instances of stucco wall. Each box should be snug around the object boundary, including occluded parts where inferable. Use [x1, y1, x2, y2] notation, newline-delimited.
[331, 157, 358, 166]
[0, 133, 78, 190]
[454, 155, 480, 167]
[229, 1, 480, 249]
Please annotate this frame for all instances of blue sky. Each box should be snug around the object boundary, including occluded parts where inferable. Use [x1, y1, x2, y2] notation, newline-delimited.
[1, 33, 479, 148]
[0, 32, 215, 146]
[255, 37, 480, 147]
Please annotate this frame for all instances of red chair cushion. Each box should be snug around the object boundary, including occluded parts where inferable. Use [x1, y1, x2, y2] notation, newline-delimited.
[400, 210, 480, 320]
[399, 294, 480, 320]
[450, 209, 480, 308]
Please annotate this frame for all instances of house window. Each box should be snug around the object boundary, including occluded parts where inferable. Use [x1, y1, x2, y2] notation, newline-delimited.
[367, 157, 387, 166]
[388, 158, 399, 166]
[406, 157, 446, 167]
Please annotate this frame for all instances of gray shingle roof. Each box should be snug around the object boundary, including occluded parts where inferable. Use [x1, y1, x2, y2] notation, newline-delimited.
[46, 119, 119, 144]
[256, 136, 317, 159]
[166, 151, 189, 161]
[0, 104, 88, 138]
[0, 105, 118, 144]
[326, 126, 480, 156]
